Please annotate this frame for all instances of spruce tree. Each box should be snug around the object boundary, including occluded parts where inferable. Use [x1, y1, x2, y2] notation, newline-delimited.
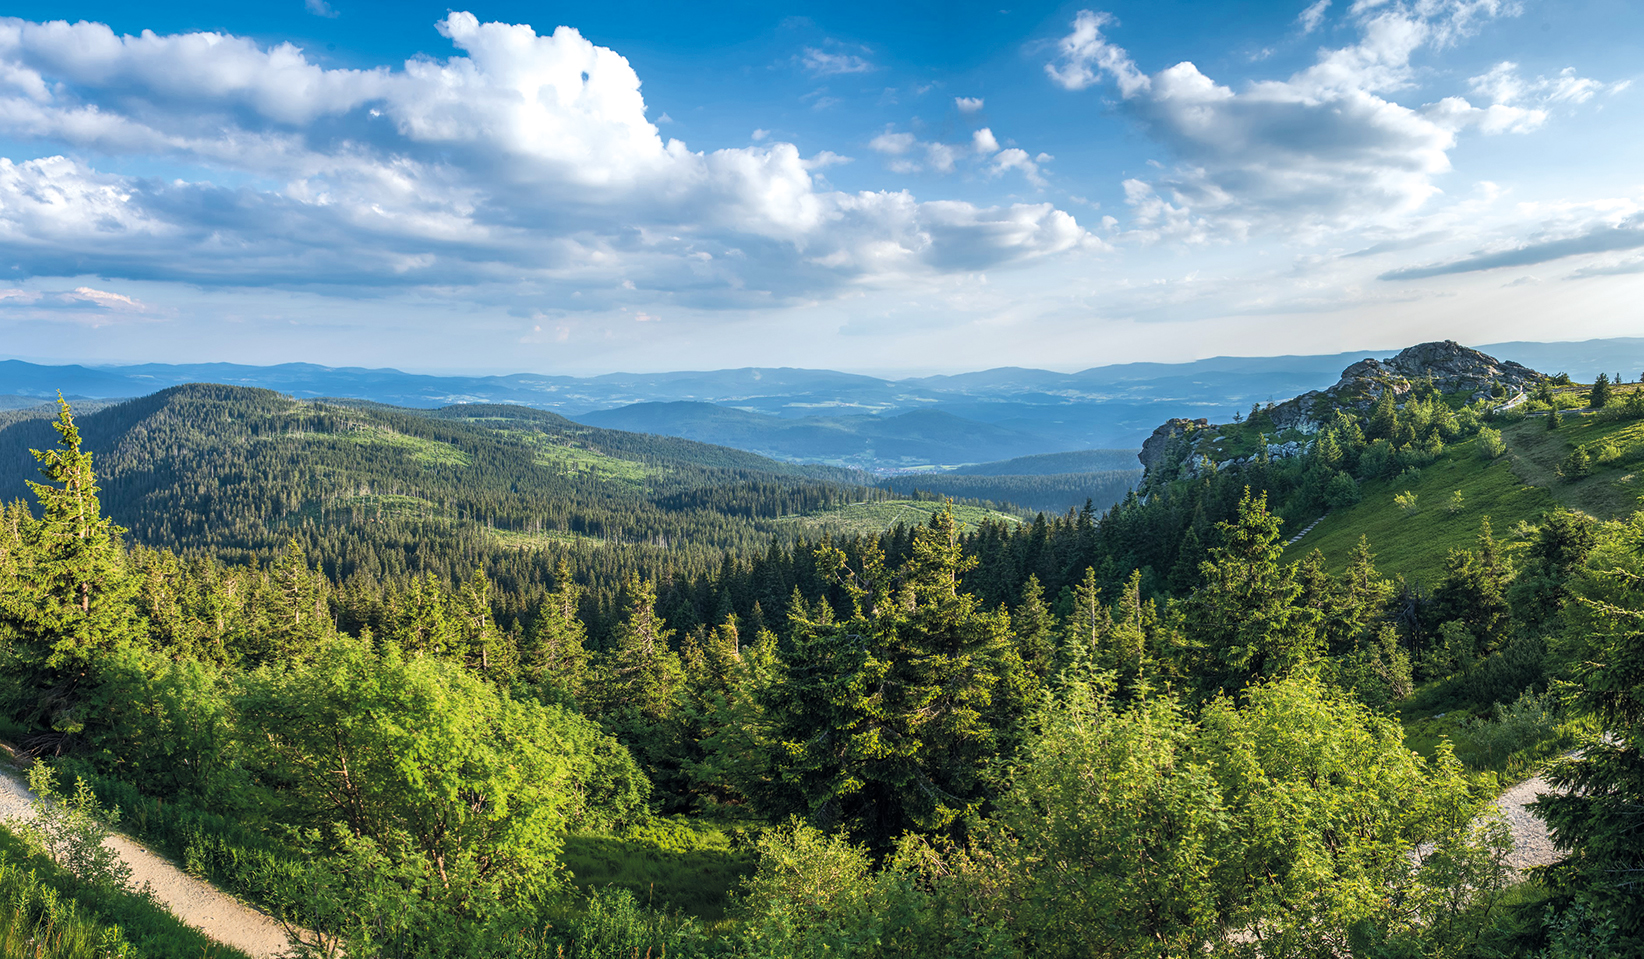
[13, 398, 139, 674]
[522, 559, 590, 701]
[1185, 488, 1319, 693]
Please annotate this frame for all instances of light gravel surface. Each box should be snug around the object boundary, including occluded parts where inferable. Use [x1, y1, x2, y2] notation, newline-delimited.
[0, 768, 297, 959]
[1494, 772, 1564, 871]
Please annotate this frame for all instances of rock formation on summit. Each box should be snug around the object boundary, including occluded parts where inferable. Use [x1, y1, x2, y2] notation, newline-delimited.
[1138, 341, 1544, 472]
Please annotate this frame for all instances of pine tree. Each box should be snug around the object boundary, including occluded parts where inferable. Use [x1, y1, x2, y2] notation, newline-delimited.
[1588, 371, 1612, 409]
[1185, 488, 1320, 692]
[522, 559, 590, 701]
[1010, 574, 1057, 681]
[11, 398, 139, 674]
[602, 576, 685, 721]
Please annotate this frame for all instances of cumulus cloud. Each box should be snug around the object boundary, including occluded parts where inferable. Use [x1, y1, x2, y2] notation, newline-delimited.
[867, 124, 1045, 186]
[954, 96, 984, 112]
[1045, 11, 1149, 95]
[1046, 3, 1613, 241]
[0, 14, 1089, 303]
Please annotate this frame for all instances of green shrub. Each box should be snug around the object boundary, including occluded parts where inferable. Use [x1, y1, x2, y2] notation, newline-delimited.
[1477, 426, 1506, 458]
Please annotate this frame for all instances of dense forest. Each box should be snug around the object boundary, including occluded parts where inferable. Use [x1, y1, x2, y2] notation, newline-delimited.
[1, 371, 1642, 957]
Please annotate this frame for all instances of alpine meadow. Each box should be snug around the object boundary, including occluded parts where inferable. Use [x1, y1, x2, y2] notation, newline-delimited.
[2, 2, 1643, 958]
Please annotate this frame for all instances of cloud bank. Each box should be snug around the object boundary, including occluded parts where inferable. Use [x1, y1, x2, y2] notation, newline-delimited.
[0, 14, 1091, 304]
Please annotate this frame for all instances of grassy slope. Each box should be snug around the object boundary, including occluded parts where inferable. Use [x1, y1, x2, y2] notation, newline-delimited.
[776, 499, 1025, 538]
[1284, 435, 1555, 584]
[561, 820, 755, 923]
[1285, 396, 1644, 584]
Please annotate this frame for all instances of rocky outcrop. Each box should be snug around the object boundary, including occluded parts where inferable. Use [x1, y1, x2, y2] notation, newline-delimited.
[1256, 340, 1544, 439]
[1137, 341, 1547, 473]
[1139, 417, 1208, 471]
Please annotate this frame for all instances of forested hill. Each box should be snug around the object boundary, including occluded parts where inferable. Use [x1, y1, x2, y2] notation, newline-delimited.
[0, 385, 884, 581]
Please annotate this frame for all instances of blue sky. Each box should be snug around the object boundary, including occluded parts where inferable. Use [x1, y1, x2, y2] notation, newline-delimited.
[0, 0, 1639, 374]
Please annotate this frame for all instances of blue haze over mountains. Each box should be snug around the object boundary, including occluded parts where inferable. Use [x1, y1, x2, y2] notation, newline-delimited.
[4, 338, 1641, 471]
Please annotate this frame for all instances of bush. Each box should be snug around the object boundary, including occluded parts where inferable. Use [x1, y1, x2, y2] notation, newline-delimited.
[1395, 491, 1419, 516]
[1324, 471, 1361, 510]
[1477, 426, 1506, 459]
[7, 764, 131, 891]
[1460, 634, 1547, 707]
[1561, 445, 1593, 480]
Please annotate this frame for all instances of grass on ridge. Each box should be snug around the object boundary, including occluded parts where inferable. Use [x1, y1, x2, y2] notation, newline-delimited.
[777, 499, 1025, 538]
[1284, 435, 1554, 585]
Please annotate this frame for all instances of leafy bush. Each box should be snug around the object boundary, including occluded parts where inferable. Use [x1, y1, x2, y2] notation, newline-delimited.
[6, 764, 130, 890]
[1477, 426, 1506, 458]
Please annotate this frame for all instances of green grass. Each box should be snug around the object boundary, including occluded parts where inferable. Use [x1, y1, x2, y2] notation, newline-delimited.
[561, 819, 755, 922]
[776, 499, 1025, 537]
[488, 527, 605, 549]
[295, 424, 472, 467]
[514, 431, 655, 485]
[1500, 410, 1644, 518]
[1285, 435, 1554, 584]
[0, 824, 252, 959]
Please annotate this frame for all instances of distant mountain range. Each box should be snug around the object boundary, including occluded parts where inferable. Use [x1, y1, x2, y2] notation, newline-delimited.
[3, 338, 1639, 470]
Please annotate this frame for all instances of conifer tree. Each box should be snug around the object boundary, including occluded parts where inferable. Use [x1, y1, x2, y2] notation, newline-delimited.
[1185, 488, 1319, 692]
[1009, 574, 1057, 681]
[10, 398, 138, 674]
[1588, 371, 1612, 409]
[522, 559, 590, 701]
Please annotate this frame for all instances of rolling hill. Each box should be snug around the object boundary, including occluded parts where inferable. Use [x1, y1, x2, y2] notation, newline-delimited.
[6, 337, 1640, 470]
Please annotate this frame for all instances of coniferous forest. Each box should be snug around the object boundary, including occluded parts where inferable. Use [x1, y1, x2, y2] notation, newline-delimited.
[2, 369, 1642, 958]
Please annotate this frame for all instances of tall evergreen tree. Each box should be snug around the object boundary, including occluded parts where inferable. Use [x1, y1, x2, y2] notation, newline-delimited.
[8, 398, 139, 673]
[1184, 488, 1319, 693]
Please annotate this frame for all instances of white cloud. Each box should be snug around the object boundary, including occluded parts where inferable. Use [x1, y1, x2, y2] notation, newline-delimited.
[1046, 3, 1614, 241]
[1044, 11, 1149, 95]
[989, 148, 1046, 187]
[0, 14, 1089, 303]
[305, 0, 339, 18]
[869, 131, 917, 155]
[0, 281, 155, 324]
[800, 47, 873, 76]
[1298, 0, 1331, 34]
[954, 96, 984, 112]
[866, 124, 1044, 186]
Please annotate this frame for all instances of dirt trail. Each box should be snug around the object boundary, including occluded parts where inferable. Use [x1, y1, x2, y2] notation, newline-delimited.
[0, 769, 297, 959]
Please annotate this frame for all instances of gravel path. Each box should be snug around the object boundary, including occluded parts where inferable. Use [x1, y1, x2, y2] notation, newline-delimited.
[1494, 771, 1564, 871]
[0, 768, 297, 959]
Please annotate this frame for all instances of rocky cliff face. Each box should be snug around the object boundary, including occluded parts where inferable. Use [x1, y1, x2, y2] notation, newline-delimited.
[1137, 341, 1544, 473]
[1139, 417, 1208, 472]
